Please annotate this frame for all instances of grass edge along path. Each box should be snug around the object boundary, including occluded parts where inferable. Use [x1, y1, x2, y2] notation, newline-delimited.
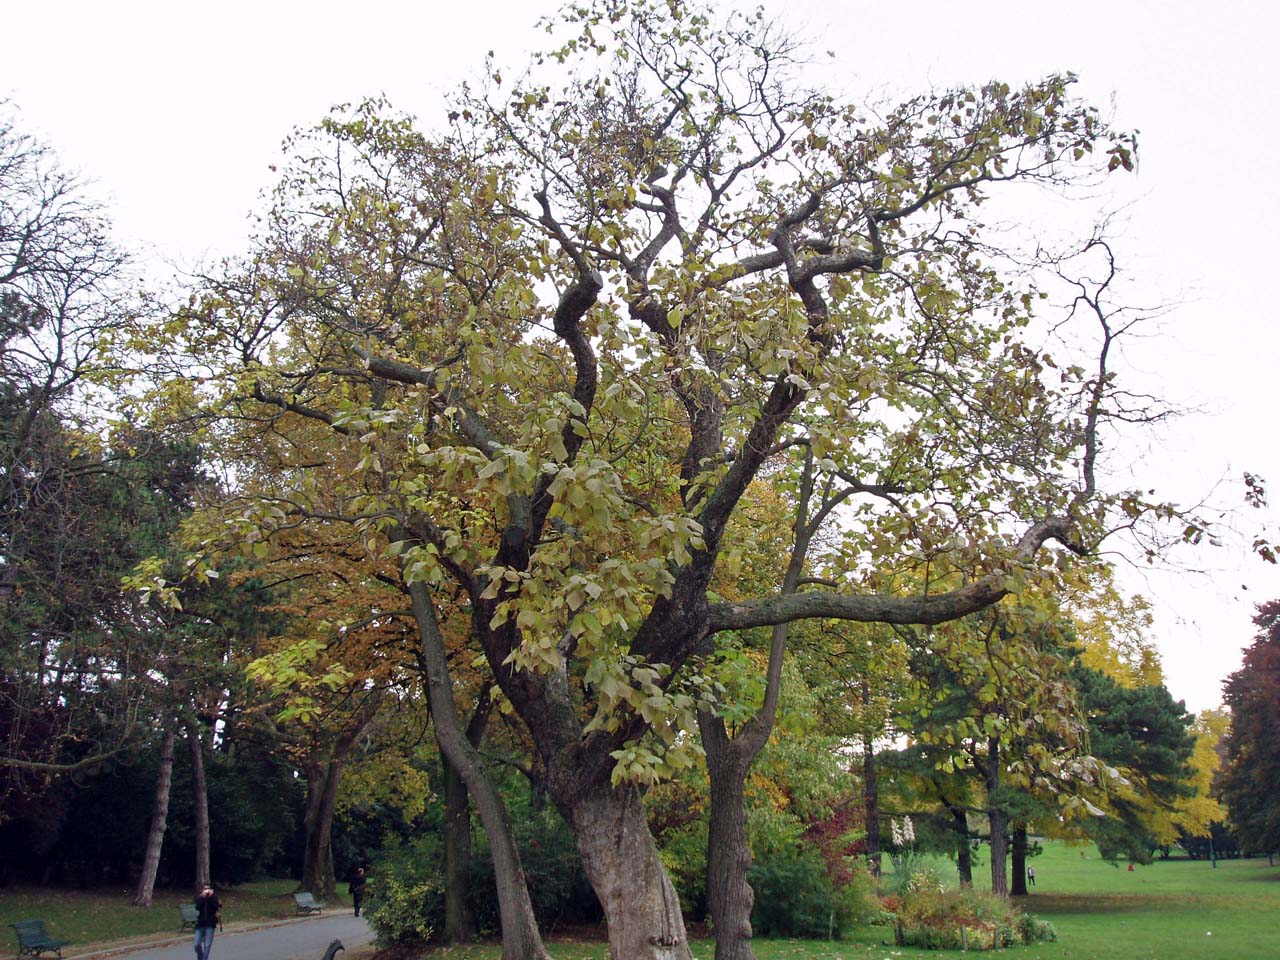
[0, 879, 353, 955]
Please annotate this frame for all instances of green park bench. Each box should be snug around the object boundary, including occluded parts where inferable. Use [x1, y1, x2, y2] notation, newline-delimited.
[9, 919, 71, 959]
[292, 891, 325, 915]
[179, 903, 199, 930]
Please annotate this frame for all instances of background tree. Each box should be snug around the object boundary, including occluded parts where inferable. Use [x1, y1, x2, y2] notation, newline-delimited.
[1073, 664, 1197, 863]
[1220, 600, 1280, 858]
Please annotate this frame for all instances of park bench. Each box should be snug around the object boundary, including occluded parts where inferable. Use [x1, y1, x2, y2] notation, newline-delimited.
[292, 891, 325, 915]
[9, 919, 71, 959]
[179, 903, 199, 930]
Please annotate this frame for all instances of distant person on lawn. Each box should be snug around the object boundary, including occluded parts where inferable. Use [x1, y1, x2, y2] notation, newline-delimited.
[193, 885, 221, 960]
[1027, 865, 1036, 887]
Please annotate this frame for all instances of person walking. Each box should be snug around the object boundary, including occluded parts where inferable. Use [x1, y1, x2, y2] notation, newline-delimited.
[192, 885, 221, 960]
[1026, 865, 1036, 887]
[348, 867, 367, 918]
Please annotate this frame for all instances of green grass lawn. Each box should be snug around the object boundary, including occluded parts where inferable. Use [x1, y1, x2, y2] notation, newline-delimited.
[2, 846, 1277, 960]
[417, 843, 1280, 960]
[0, 878, 351, 952]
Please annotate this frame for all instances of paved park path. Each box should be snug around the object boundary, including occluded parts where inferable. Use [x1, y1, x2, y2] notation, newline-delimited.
[73, 913, 375, 960]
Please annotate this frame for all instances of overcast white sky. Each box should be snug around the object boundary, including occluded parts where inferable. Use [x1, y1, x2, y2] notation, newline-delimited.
[5, 0, 1276, 712]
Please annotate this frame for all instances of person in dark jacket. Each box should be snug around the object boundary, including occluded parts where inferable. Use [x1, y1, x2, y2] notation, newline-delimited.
[193, 885, 221, 960]
[348, 867, 367, 917]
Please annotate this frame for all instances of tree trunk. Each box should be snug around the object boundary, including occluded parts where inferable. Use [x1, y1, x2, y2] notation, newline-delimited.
[862, 713, 881, 879]
[407, 580, 549, 960]
[442, 756, 477, 942]
[132, 727, 176, 906]
[300, 761, 341, 900]
[988, 808, 1009, 897]
[700, 714, 755, 960]
[1010, 824, 1028, 896]
[696, 461, 827, 960]
[442, 688, 490, 944]
[567, 779, 692, 960]
[186, 714, 210, 892]
[984, 737, 1008, 898]
[300, 694, 384, 901]
[949, 805, 972, 888]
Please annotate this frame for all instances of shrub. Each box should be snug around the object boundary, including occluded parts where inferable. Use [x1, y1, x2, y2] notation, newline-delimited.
[884, 868, 1056, 951]
[364, 836, 443, 946]
[746, 805, 879, 939]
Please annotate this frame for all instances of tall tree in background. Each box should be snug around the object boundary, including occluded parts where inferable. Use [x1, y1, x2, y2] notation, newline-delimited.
[1074, 664, 1196, 863]
[1221, 600, 1280, 858]
[0, 106, 158, 796]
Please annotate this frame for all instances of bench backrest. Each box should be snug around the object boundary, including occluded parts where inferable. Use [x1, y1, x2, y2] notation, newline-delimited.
[294, 892, 317, 906]
[11, 919, 53, 942]
[180, 904, 199, 921]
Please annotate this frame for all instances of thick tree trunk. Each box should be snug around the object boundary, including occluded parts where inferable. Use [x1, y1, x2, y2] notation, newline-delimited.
[442, 689, 490, 944]
[949, 806, 972, 888]
[1010, 824, 1028, 896]
[300, 761, 340, 900]
[301, 762, 325, 887]
[407, 580, 549, 960]
[185, 715, 210, 892]
[700, 714, 755, 960]
[988, 809, 1009, 897]
[567, 780, 692, 960]
[132, 727, 176, 906]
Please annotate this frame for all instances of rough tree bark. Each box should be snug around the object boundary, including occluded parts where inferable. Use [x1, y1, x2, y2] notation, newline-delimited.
[566, 779, 690, 960]
[699, 715, 756, 960]
[132, 726, 176, 906]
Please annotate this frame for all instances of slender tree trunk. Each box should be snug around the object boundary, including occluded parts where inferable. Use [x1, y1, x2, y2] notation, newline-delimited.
[949, 806, 972, 888]
[185, 714, 210, 892]
[132, 727, 176, 906]
[300, 694, 384, 901]
[862, 702, 881, 879]
[1010, 824, 1028, 896]
[407, 580, 549, 960]
[566, 779, 692, 960]
[442, 688, 491, 944]
[985, 738, 1008, 897]
[699, 714, 755, 960]
[697, 455, 832, 960]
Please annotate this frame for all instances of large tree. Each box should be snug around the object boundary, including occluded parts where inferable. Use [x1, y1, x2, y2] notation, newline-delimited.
[141, 2, 1174, 955]
[0, 106, 167, 793]
[1220, 600, 1280, 857]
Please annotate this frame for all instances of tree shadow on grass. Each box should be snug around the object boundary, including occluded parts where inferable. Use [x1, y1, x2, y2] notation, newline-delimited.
[1016, 894, 1165, 915]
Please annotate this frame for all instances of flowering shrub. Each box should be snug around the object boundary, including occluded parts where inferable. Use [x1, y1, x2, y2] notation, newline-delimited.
[882, 867, 1056, 951]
